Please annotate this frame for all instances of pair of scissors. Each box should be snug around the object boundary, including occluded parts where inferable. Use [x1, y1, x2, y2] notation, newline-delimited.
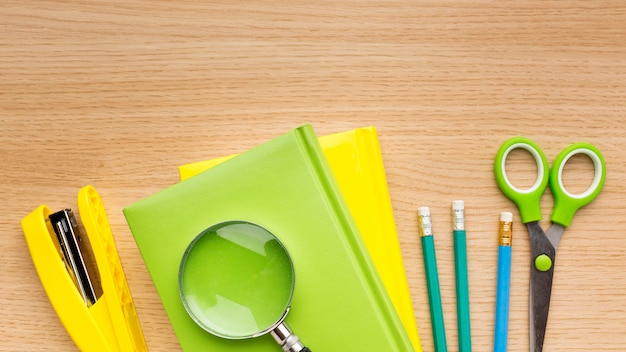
[494, 137, 606, 352]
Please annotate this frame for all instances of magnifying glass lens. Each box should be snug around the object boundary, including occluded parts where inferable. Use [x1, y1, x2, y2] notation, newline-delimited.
[179, 221, 295, 339]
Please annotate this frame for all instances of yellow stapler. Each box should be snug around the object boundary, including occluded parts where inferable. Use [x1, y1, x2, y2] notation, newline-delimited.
[22, 185, 147, 351]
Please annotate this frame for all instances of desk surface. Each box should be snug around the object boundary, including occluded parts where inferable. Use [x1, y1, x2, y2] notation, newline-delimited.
[2, 2, 626, 351]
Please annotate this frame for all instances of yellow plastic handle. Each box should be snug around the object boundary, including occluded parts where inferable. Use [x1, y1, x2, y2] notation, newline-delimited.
[78, 185, 148, 352]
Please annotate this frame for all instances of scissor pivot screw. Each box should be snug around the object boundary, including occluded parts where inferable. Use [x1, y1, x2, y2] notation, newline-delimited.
[534, 254, 552, 272]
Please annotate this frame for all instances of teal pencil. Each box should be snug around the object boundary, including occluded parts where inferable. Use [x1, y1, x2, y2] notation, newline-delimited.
[418, 207, 448, 352]
[452, 200, 472, 352]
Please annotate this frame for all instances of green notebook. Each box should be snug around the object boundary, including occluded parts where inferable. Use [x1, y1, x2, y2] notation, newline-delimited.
[123, 125, 413, 351]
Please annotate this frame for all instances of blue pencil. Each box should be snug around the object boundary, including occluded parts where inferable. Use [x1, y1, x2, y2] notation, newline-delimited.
[494, 212, 513, 352]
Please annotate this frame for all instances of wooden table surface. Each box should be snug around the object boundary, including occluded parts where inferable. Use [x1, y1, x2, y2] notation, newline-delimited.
[2, 1, 626, 351]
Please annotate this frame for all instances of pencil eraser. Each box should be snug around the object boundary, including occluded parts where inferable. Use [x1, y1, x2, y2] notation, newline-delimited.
[452, 200, 464, 210]
[418, 207, 430, 216]
[500, 211, 513, 222]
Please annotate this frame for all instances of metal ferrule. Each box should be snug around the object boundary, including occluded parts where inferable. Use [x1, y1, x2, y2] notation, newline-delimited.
[270, 323, 306, 352]
[499, 220, 513, 246]
[418, 212, 433, 237]
[453, 207, 465, 231]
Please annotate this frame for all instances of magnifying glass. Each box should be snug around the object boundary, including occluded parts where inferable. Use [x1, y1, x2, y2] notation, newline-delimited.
[178, 220, 311, 352]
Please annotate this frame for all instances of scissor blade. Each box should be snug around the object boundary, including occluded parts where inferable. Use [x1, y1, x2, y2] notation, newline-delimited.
[527, 222, 557, 352]
[530, 264, 555, 352]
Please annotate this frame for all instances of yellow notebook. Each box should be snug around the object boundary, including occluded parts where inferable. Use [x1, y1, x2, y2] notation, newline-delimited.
[180, 127, 421, 351]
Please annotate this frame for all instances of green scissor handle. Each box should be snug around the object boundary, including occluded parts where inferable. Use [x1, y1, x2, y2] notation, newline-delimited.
[549, 142, 606, 227]
[495, 137, 550, 224]
[495, 137, 606, 227]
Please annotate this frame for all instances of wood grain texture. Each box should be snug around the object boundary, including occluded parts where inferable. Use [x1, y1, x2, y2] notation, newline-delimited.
[2, 1, 626, 351]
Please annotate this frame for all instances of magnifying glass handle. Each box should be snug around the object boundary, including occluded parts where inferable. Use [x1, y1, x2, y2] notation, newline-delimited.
[271, 322, 311, 352]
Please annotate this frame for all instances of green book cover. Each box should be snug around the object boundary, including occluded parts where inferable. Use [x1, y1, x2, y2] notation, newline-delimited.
[123, 124, 413, 351]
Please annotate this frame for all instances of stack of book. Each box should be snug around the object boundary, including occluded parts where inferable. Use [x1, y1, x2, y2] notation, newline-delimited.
[124, 125, 422, 351]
